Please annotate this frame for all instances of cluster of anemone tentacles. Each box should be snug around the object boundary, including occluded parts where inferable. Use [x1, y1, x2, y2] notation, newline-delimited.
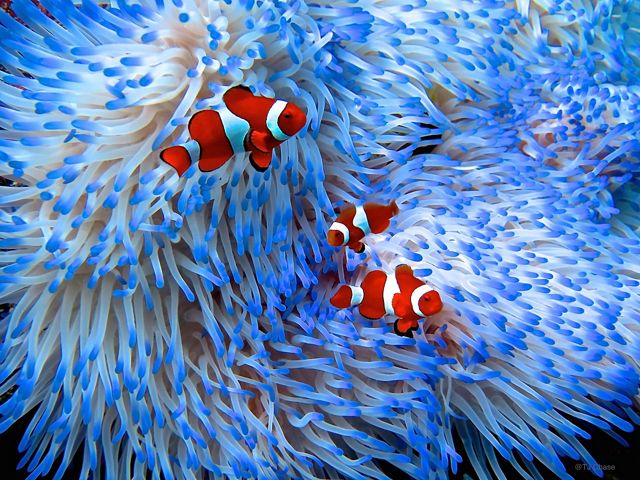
[1, 1, 639, 479]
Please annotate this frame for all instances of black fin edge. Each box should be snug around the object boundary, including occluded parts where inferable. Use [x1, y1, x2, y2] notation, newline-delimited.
[249, 153, 270, 172]
[393, 320, 419, 338]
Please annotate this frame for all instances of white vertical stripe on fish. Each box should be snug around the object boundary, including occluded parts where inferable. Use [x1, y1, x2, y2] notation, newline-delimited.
[329, 222, 350, 244]
[183, 139, 201, 164]
[266, 100, 290, 141]
[218, 106, 251, 154]
[352, 205, 372, 235]
[349, 286, 364, 306]
[383, 272, 401, 315]
[411, 284, 434, 316]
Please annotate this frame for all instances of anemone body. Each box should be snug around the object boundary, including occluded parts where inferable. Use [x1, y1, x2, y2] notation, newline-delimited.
[0, 1, 639, 479]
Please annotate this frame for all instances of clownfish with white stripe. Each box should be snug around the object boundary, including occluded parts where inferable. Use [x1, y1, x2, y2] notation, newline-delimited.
[328, 201, 399, 253]
[160, 85, 306, 176]
[330, 264, 443, 337]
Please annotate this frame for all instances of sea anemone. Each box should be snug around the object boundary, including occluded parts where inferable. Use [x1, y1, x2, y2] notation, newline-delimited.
[0, 0, 638, 479]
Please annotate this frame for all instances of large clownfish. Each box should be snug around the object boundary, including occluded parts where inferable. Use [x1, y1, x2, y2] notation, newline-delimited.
[328, 201, 399, 253]
[330, 264, 443, 337]
[160, 86, 306, 176]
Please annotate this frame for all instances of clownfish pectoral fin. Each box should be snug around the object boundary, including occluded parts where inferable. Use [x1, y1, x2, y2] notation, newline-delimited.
[249, 130, 271, 152]
[391, 294, 412, 318]
[160, 146, 192, 177]
[249, 150, 273, 172]
[394, 318, 419, 337]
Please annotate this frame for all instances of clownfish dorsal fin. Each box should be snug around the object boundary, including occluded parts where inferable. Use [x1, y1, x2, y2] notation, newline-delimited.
[249, 130, 271, 153]
[396, 264, 424, 295]
[395, 264, 415, 282]
[337, 204, 356, 223]
[223, 85, 255, 106]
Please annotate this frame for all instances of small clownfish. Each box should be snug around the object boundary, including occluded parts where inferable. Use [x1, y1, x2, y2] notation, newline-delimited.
[160, 86, 306, 176]
[330, 264, 443, 337]
[328, 201, 399, 253]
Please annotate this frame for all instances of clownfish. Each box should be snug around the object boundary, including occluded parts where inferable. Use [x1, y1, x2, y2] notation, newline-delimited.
[160, 85, 306, 176]
[330, 264, 443, 337]
[328, 201, 399, 253]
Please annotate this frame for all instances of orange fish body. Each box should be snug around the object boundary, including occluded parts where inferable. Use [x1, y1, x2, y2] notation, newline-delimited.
[327, 201, 399, 253]
[330, 265, 443, 336]
[160, 86, 306, 176]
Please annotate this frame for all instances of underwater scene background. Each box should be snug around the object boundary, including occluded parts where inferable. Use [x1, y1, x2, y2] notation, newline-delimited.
[1, 0, 639, 479]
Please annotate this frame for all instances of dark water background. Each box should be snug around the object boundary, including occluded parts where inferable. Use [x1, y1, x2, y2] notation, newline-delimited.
[0, 408, 637, 479]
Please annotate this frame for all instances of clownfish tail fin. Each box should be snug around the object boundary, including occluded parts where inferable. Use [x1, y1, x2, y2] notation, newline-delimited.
[389, 200, 399, 217]
[160, 145, 192, 177]
[330, 285, 363, 309]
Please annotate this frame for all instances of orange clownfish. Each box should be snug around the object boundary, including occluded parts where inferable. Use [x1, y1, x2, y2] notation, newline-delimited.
[328, 201, 399, 253]
[160, 86, 306, 176]
[330, 265, 443, 337]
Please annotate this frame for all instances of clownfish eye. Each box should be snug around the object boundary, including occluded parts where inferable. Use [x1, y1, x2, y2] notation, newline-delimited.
[284, 112, 292, 118]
